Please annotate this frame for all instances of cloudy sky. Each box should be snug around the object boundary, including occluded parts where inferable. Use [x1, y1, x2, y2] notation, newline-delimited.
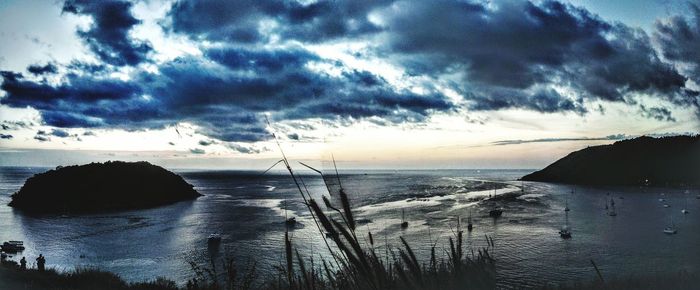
[0, 0, 698, 169]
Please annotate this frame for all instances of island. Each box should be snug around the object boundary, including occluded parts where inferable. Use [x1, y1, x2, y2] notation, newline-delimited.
[8, 161, 202, 213]
[521, 135, 700, 187]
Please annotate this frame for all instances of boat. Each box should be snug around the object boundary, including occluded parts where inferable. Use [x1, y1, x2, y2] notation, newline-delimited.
[664, 204, 670, 208]
[489, 208, 503, 217]
[467, 210, 473, 232]
[489, 184, 503, 217]
[681, 192, 689, 214]
[1, 241, 25, 253]
[400, 209, 408, 229]
[207, 233, 222, 243]
[456, 216, 464, 235]
[559, 210, 572, 239]
[564, 197, 570, 212]
[663, 227, 677, 234]
[284, 198, 297, 228]
[559, 226, 572, 239]
[608, 197, 617, 216]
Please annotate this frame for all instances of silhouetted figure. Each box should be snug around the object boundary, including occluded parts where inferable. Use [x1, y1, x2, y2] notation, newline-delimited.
[36, 254, 45, 271]
[20, 257, 26, 270]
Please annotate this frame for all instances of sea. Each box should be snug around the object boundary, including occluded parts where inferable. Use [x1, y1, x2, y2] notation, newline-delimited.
[1, 167, 698, 289]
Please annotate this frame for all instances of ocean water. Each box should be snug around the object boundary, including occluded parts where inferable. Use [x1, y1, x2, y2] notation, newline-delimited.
[1, 167, 698, 288]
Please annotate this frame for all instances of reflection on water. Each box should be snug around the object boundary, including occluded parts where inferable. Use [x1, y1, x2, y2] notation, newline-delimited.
[0, 167, 698, 288]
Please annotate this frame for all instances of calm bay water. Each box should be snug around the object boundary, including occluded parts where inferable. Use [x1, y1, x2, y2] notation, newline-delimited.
[1, 166, 698, 288]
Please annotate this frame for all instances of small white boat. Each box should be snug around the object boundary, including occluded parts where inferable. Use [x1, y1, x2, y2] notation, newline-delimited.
[489, 185, 504, 218]
[663, 204, 670, 208]
[559, 226, 572, 239]
[560, 210, 572, 239]
[663, 226, 677, 235]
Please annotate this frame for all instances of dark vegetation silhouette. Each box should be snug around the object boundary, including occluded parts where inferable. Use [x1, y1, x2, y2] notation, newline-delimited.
[8, 161, 201, 213]
[521, 135, 700, 187]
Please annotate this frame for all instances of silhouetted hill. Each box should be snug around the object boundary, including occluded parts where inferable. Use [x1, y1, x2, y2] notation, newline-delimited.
[521, 135, 700, 187]
[9, 161, 201, 213]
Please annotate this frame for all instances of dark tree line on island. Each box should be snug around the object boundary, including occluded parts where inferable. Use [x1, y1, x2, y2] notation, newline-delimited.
[522, 135, 700, 187]
[8, 161, 202, 214]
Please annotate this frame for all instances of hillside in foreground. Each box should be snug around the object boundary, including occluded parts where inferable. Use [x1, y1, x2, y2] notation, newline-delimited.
[521, 135, 700, 187]
[9, 161, 201, 213]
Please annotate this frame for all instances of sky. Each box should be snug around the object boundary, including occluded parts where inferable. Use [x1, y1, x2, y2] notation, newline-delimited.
[0, 0, 699, 169]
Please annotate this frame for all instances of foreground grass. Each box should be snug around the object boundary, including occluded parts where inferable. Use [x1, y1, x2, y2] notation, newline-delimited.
[0, 261, 177, 290]
[3, 260, 699, 290]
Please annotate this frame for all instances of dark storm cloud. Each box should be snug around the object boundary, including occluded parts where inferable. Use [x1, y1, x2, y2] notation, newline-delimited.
[50, 129, 70, 138]
[3, 0, 698, 147]
[466, 87, 586, 114]
[62, 0, 152, 66]
[0, 71, 144, 128]
[137, 49, 451, 139]
[168, 0, 390, 43]
[655, 3, 700, 86]
[1, 46, 452, 142]
[287, 133, 300, 140]
[640, 105, 676, 122]
[383, 0, 692, 114]
[27, 63, 58, 75]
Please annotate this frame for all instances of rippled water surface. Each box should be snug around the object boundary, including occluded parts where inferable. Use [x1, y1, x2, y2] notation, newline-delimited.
[1, 167, 698, 288]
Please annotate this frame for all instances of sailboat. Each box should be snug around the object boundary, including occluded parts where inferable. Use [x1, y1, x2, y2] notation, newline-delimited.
[467, 210, 474, 232]
[207, 233, 222, 249]
[608, 196, 617, 216]
[489, 184, 503, 217]
[456, 216, 464, 235]
[681, 191, 689, 214]
[400, 208, 408, 229]
[564, 195, 570, 212]
[663, 216, 677, 235]
[559, 210, 572, 239]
